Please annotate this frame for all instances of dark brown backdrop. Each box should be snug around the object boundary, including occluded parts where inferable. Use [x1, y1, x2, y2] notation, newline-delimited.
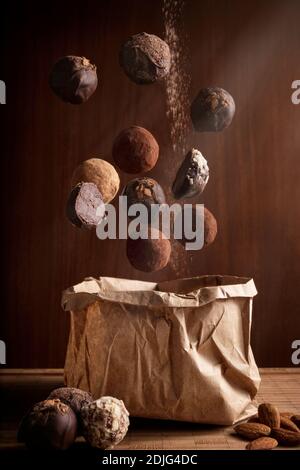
[1, 0, 300, 367]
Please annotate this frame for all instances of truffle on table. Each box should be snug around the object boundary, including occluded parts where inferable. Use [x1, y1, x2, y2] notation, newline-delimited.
[191, 87, 235, 132]
[119, 32, 171, 84]
[80, 397, 129, 449]
[49, 56, 98, 104]
[172, 148, 209, 199]
[48, 387, 93, 416]
[66, 182, 105, 229]
[71, 158, 120, 204]
[123, 177, 166, 216]
[18, 399, 77, 450]
[113, 126, 159, 174]
[127, 226, 171, 272]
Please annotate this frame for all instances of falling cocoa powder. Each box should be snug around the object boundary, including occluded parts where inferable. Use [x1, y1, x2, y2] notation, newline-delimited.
[163, 0, 191, 155]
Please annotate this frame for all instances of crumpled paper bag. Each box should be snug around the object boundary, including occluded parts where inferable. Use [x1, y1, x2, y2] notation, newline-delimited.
[62, 275, 260, 424]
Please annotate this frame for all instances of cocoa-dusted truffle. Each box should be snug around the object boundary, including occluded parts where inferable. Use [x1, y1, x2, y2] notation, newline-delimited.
[127, 226, 171, 272]
[113, 126, 159, 174]
[48, 387, 93, 416]
[119, 32, 171, 84]
[172, 148, 209, 199]
[18, 399, 77, 450]
[191, 87, 235, 132]
[123, 177, 166, 216]
[71, 158, 120, 204]
[49, 56, 98, 104]
[176, 206, 218, 248]
[81, 397, 129, 449]
[66, 182, 105, 229]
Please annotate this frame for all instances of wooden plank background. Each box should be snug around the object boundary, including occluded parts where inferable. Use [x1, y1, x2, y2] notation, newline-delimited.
[1, 0, 300, 367]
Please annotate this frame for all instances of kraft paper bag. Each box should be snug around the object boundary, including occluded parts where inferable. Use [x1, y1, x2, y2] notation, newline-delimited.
[62, 275, 260, 424]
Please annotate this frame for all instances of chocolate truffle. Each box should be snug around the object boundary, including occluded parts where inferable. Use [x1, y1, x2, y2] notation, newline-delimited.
[176, 206, 217, 248]
[123, 177, 166, 217]
[113, 126, 159, 174]
[81, 397, 129, 449]
[191, 87, 235, 132]
[49, 56, 98, 104]
[66, 182, 105, 229]
[48, 387, 93, 416]
[127, 226, 171, 272]
[172, 148, 209, 199]
[18, 399, 77, 450]
[119, 32, 171, 84]
[71, 158, 120, 204]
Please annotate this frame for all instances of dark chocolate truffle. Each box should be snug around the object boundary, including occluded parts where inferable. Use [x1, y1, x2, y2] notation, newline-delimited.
[172, 148, 209, 199]
[49, 56, 98, 104]
[123, 177, 166, 216]
[127, 226, 171, 272]
[66, 182, 105, 229]
[48, 387, 93, 416]
[191, 87, 235, 132]
[119, 32, 171, 84]
[71, 158, 120, 204]
[176, 206, 217, 248]
[18, 399, 77, 450]
[113, 126, 159, 174]
[81, 397, 129, 449]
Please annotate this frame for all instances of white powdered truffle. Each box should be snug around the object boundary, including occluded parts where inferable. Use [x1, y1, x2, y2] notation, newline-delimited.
[80, 396, 129, 449]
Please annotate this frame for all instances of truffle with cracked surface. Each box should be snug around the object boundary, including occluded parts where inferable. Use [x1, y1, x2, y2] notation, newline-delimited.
[191, 87, 235, 132]
[119, 32, 171, 84]
[80, 397, 130, 449]
[49, 55, 98, 104]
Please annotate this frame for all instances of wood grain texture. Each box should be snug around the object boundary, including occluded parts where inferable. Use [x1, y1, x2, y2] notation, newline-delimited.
[0, 368, 299, 452]
[1, 0, 300, 367]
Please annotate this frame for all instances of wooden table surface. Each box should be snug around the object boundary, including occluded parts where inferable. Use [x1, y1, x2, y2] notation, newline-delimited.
[0, 368, 299, 453]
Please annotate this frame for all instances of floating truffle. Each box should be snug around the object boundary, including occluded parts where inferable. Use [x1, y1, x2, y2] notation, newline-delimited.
[71, 158, 120, 204]
[175, 206, 217, 248]
[123, 177, 166, 217]
[172, 148, 209, 199]
[119, 32, 171, 84]
[18, 399, 77, 450]
[49, 56, 98, 104]
[48, 387, 93, 417]
[113, 126, 159, 174]
[66, 182, 105, 229]
[191, 87, 235, 132]
[127, 226, 171, 272]
[81, 397, 129, 449]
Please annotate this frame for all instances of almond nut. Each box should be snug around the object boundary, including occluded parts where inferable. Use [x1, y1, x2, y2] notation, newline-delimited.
[291, 415, 300, 429]
[258, 403, 280, 429]
[280, 412, 294, 419]
[247, 415, 260, 424]
[234, 422, 271, 440]
[280, 416, 300, 432]
[272, 428, 300, 446]
[246, 437, 278, 450]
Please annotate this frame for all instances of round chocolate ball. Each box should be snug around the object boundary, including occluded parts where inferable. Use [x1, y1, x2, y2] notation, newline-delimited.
[71, 158, 120, 204]
[176, 206, 217, 248]
[119, 32, 171, 84]
[18, 399, 77, 450]
[113, 126, 159, 174]
[81, 397, 130, 449]
[66, 182, 105, 229]
[48, 387, 93, 416]
[123, 177, 166, 217]
[191, 87, 235, 132]
[49, 56, 98, 104]
[172, 148, 209, 199]
[127, 226, 171, 272]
